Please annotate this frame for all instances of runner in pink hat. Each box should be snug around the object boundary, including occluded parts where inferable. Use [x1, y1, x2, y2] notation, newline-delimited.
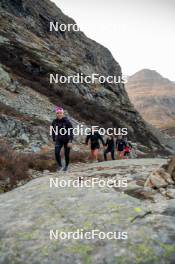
[55, 106, 64, 113]
[51, 106, 73, 172]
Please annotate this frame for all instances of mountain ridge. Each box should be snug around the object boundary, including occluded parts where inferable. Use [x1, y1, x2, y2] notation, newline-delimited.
[126, 69, 175, 131]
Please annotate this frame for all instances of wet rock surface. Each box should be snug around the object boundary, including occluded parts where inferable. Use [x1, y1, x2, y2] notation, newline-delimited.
[0, 158, 175, 264]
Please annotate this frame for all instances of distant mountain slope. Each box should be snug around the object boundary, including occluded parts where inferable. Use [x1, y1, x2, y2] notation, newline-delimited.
[126, 69, 175, 130]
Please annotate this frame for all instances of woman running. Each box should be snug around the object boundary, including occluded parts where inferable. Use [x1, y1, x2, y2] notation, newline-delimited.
[104, 135, 115, 161]
[51, 106, 73, 172]
[116, 136, 127, 159]
[85, 130, 105, 162]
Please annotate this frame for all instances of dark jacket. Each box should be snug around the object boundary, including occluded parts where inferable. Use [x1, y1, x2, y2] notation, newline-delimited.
[85, 131, 104, 150]
[105, 137, 115, 150]
[116, 139, 127, 151]
[51, 117, 73, 143]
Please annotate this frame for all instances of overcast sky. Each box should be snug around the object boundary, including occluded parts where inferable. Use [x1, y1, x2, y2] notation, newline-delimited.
[52, 0, 175, 81]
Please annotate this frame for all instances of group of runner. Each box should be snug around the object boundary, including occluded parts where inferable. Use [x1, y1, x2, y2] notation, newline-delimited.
[85, 131, 132, 162]
[51, 106, 132, 172]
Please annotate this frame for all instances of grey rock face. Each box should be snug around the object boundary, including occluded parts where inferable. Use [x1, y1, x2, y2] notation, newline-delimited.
[0, 115, 50, 151]
[19, 133, 30, 144]
[0, 64, 11, 89]
[0, 0, 169, 152]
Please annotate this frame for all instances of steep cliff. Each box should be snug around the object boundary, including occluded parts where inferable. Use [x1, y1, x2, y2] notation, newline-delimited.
[0, 0, 170, 151]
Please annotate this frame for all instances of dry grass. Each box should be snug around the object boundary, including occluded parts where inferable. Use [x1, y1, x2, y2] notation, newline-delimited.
[26, 147, 90, 172]
[0, 143, 31, 192]
[0, 142, 111, 192]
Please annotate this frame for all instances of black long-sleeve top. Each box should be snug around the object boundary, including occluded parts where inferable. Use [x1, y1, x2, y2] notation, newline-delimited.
[105, 137, 115, 150]
[85, 131, 104, 150]
[51, 117, 73, 143]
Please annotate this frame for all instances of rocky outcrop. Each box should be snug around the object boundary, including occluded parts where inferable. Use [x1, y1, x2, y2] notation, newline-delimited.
[145, 157, 175, 189]
[0, 0, 169, 152]
[0, 158, 175, 264]
[0, 65, 81, 151]
[163, 157, 175, 181]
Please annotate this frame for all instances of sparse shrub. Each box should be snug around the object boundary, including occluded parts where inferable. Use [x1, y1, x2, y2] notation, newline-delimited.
[26, 152, 56, 172]
[26, 148, 90, 171]
[0, 142, 106, 193]
[0, 143, 31, 192]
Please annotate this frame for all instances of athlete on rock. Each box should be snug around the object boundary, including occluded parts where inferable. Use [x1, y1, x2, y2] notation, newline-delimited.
[85, 128, 105, 162]
[51, 106, 73, 172]
[104, 134, 115, 161]
[116, 136, 127, 159]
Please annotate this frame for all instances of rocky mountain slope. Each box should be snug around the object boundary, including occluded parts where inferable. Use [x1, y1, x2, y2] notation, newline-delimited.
[0, 0, 173, 153]
[126, 69, 175, 131]
[0, 158, 175, 264]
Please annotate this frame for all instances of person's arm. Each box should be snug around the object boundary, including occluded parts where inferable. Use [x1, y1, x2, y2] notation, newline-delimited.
[67, 120, 74, 143]
[98, 133, 105, 146]
[51, 120, 56, 142]
[124, 140, 127, 148]
[116, 139, 119, 149]
[85, 135, 90, 145]
[105, 138, 108, 147]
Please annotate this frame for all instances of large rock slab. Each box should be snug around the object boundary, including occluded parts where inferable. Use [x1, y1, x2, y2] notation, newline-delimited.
[0, 159, 175, 264]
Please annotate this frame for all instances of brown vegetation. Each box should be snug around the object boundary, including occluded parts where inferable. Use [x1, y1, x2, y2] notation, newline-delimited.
[0, 143, 94, 192]
[0, 143, 31, 192]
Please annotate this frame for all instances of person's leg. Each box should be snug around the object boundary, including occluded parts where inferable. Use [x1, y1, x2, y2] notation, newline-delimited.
[95, 149, 99, 161]
[111, 149, 115, 160]
[123, 151, 127, 159]
[55, 142, 63, 169]
[91, 149, 95, 160]
[117, 150, 121, 159]
[104, 148, 109, 161]
[91, 150, 93, 159]
[64, 142, 71, 170]
[124, 152, 129, 159]
[120, 151, 124, 159]
[91, 149, 99, 161]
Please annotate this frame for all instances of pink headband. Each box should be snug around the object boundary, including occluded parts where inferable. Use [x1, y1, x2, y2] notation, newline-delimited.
[55, 106, 64, 113]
